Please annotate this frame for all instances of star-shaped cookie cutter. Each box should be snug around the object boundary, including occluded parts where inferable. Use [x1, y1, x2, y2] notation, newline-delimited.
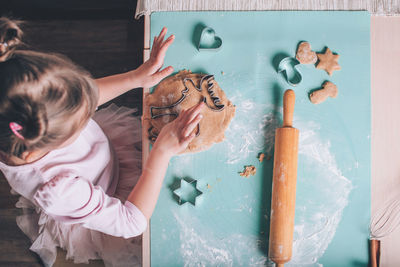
[277, 57, 302, 86]
[173, 177, 203, 206]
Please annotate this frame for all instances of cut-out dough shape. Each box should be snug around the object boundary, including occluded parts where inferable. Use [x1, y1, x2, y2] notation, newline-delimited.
[145, 70, 236, 153]
[278, 57, 302, 86]
[258, 153, 265, 163]
[198, 27, 222, 51]
[173, 177, 203, 206]
[316, 47, 341, 76]
[240, 165, 257, 178]
[309, 81, 338, 104]
[296, 41, 318, 64]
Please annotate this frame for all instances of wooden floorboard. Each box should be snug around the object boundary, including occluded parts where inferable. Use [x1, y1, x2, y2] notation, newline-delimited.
[0, 0, 137, 20]
[0, 1, 144, 265]
[23, 19, 144, 111]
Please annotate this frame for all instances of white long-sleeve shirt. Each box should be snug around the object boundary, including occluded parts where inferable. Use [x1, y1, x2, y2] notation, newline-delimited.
[0, 119, 147, 238]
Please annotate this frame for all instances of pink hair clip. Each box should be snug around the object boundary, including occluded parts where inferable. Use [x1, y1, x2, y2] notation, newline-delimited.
[9, 122, 24, 140]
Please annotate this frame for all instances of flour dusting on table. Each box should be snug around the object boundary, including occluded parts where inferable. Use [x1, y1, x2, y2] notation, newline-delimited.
[222, 98, 353, 265]
[174, 212, 268, 267]
[171, 95, 353, 265]
[224, 95, 280, 164]
[288, 121, 353, 266]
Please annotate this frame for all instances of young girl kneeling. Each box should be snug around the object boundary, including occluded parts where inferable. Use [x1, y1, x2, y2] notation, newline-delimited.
[0, 17, 203, 266]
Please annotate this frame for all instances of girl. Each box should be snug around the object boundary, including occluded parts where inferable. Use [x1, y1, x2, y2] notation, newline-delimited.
[0, 17, 204, 266]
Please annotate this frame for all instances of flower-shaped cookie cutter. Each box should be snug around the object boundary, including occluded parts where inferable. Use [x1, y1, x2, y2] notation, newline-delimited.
[277, 57, 302, 86]
[173, 177, 203, 206]
[197, 27, 222, 51]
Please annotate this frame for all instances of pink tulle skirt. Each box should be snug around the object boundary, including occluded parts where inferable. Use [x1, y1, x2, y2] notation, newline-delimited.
[13, 104, 143, 267]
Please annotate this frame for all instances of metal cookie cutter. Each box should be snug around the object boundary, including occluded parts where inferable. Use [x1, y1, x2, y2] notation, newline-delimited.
[197, 27, 222, 51]
[173, 177, 203, 206]
[277, 57, 302, 86]
[148, 74, 225, 142]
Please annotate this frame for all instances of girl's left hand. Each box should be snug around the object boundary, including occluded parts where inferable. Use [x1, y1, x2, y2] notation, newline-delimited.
[134, 27, 175, 88]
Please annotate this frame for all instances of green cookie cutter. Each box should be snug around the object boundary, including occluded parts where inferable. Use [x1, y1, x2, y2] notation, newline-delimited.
[197, 27, 222, 51]
[173, 177, 203, 206]
[277, 57, 302, 86]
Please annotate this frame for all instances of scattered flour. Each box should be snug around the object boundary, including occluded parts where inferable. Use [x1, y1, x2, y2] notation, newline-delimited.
[288, 121, 353, 266]
[224, 94, 280, 164]
[172, 96, 353, 266]
[174, 212, 268, 267]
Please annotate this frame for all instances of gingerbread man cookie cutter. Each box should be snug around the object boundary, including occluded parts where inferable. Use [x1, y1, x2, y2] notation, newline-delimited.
[148, 74, 225, 142]
[149, 74, 224, 119]
[173, 177, 203, 206]
[197, 27, 222, 51]
[277, 57, 303, 86]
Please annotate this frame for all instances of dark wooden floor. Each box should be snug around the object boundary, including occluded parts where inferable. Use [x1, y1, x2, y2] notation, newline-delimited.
[0, 1, 144, 266]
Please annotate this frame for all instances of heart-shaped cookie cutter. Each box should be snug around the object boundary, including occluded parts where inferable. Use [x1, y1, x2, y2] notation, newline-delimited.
[173, 177, 203, 206]
[197, 27, 222, 51]
[277, 57, 302, 86]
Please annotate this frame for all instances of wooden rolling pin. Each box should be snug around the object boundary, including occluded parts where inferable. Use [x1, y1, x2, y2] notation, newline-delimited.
[268, 89, 299, 267]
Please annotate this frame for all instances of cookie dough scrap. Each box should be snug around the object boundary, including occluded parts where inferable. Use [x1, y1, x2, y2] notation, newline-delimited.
[309, 81, 338, 104]
[296, 41, 317, 64]
[145, 70, 236, 153]
[316, 47, 341, 76]
[258, 153, 265, 163]
[207, 184, 212, 192]
[240, 165, 257, 178]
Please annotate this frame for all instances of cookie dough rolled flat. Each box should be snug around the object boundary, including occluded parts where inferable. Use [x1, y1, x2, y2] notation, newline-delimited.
[145, 70, 236, 153]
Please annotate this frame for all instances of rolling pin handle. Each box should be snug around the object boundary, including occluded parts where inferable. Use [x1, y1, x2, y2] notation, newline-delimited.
[283, 89, 295, 128]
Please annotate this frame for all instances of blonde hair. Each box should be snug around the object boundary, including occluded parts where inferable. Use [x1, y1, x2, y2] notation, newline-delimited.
[0, 17, 99, 158]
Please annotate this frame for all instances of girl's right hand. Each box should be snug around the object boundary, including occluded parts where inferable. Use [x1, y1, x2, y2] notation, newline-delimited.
[133, 27, 174, 89]
[152, 102, 205, 158]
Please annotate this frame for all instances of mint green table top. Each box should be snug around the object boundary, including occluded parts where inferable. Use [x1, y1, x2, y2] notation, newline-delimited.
[150, 11, 370, 266]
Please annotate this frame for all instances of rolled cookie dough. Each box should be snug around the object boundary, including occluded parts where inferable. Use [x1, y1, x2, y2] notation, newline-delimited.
[145, 70, 236, 153]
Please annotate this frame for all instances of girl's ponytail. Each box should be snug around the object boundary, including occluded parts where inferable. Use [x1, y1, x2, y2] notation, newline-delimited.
[0, 17, 98, 160]
[13, 97, 48, 143]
